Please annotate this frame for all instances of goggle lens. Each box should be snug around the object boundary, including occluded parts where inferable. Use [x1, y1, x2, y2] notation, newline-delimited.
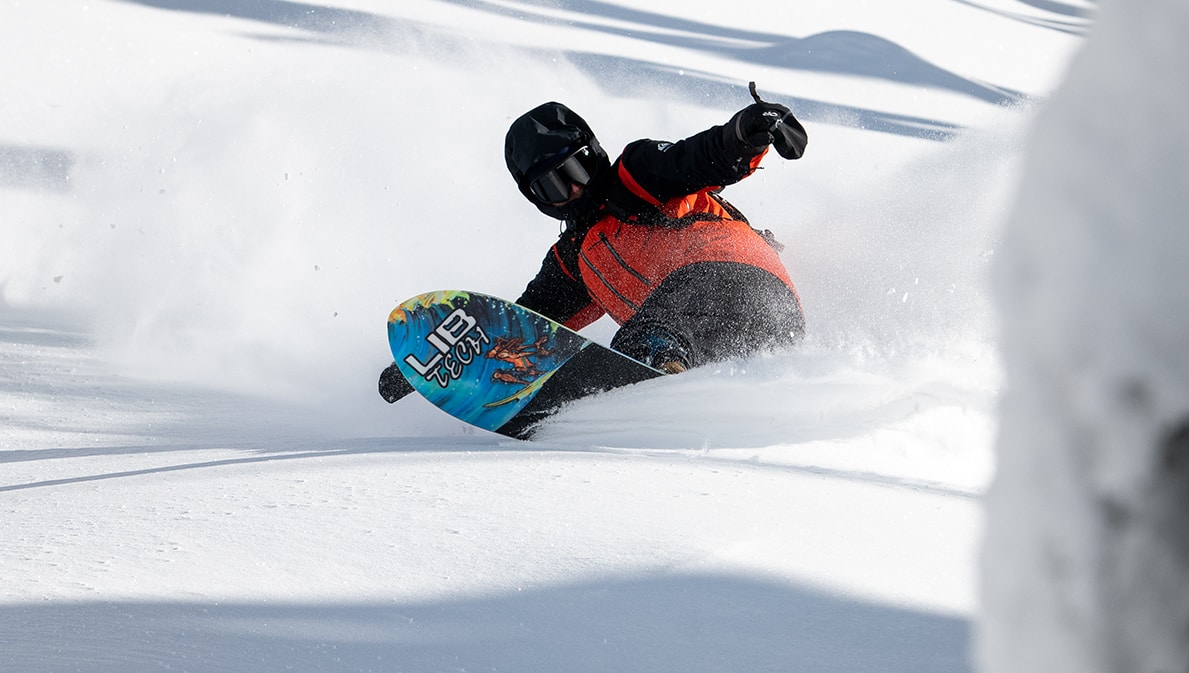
[527, 147, 593, 204]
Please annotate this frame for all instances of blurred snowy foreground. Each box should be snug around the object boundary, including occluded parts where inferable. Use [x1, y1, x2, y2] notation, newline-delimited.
[6, 1, 1178, 673]
[979, 1, 1189, 673]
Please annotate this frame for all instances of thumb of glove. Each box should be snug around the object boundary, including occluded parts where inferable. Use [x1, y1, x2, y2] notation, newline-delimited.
[771, 111, 808, 160]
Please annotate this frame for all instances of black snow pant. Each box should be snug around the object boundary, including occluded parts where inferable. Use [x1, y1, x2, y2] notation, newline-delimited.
[609, 261, 805, 369]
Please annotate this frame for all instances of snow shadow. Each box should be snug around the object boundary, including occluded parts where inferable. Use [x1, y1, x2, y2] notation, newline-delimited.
[0, 437, 975, 501]
[0, 573, 970, 673]
[1009, 0, 1096, 19]
[951, 0, 1093, 35]
[109, 0, 993, 140]
[0, 144, 75, 192]
[566, 56, 963, 141]
[110, 0, 383, 35]
[433, 0, 1021, 104]
[0, 321, 89, 350]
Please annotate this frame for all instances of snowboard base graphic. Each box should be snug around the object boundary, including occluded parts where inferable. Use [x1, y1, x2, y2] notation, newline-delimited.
[387, 290, 662, 439]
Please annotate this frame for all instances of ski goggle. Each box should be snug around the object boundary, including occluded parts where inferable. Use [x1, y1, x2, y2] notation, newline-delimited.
[525, 146, 594, 204]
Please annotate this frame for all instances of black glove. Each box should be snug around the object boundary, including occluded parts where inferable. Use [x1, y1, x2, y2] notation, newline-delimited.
[770, 106, 807, 160]
[725, 101, 808, 160]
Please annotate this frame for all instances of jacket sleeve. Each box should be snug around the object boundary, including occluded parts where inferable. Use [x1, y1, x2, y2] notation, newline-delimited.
[516, 236, 605, 331]
[616, 123, 768, 204]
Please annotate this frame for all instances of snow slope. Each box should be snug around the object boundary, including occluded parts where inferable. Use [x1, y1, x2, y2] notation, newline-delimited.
[1, 1, 1088, 671]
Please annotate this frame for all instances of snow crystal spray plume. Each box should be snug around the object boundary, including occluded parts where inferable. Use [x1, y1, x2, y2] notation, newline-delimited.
[1, 39, 577, 434]
[2, 6, 1026, 444]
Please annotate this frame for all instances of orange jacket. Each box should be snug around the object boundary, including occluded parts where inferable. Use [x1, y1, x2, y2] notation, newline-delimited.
[518, 133, 799, 332]
[577, 160, 796, 324]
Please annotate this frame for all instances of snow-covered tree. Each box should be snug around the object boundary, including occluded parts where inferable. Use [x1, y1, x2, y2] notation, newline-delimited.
[981, 1, 1189, 672]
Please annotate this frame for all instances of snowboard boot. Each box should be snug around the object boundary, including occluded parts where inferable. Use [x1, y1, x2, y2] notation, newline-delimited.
[655, 358, 688, 375]
[611, 323, 692, 375]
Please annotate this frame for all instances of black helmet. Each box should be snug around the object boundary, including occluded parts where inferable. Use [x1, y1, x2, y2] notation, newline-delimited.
[505, 102, 610, 220]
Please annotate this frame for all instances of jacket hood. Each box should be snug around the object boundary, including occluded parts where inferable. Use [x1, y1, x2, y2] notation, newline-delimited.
[505, 102, 610, 220]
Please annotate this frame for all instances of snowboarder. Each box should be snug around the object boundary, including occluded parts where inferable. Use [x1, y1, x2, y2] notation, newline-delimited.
[380, 84, 807, 402]
[504, 84, 807, 374]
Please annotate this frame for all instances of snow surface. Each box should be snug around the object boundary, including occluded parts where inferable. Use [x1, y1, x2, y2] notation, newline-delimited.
[1, 1, 1089, 671]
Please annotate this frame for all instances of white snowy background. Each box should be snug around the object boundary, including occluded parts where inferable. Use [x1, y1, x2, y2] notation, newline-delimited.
[5, 1, 1180, 672]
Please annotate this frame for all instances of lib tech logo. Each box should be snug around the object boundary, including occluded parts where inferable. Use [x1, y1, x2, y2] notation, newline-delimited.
[404, 308, 490, 388]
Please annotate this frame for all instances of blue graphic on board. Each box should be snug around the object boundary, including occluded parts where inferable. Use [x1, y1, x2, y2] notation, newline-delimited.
[387, 291, 589, 432]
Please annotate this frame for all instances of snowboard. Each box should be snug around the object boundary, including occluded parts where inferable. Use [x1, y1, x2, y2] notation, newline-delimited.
[387, 290, 663, 439]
